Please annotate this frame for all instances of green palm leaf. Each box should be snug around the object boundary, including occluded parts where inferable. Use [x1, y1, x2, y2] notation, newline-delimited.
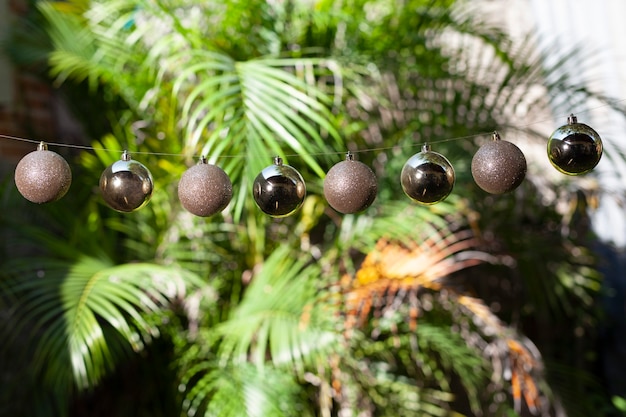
[171, 51, 342, 179]
[40, 1, 139, 90]
[216, 245, 340, 374]
[182, 362, 311, 417]
[8, 256, 205, 390]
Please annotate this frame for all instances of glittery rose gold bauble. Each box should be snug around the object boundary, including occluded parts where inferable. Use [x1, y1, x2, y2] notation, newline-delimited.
[401, 144, 455, 205]
[178, 158, 232, 217]
[471, 132, 526, 194]
[99, 151, 153, 212]
[324, 153, 377, 214]
[547, 114, 602, 175]
[253, 157, 306, 217]
[14, 142, 72, 203]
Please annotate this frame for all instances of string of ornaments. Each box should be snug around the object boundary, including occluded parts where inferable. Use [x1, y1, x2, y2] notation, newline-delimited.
[12, 114, 603, 216]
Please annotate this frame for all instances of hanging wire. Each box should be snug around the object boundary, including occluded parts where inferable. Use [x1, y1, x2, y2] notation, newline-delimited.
[1, 99, 625, 160]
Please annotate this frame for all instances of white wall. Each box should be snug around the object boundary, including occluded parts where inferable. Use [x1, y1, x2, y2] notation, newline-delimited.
[479, 0, 626, 246]
[528, 0, 626, 247]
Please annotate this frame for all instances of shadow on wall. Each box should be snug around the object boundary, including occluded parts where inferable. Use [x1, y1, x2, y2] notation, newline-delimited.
[596, 242, 626, 400]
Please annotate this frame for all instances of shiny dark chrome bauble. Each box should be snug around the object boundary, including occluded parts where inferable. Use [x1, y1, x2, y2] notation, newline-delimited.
[253, 157, 306, 217]
[401, 145, 455, 205]
[99, 151, 153, 212]
[547, 114, 602, 175]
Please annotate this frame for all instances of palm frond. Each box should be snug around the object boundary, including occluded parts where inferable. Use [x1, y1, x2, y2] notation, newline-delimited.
[170, 51, 342, 171]
[6, 256, 205, 390]
[182, 361, 311, 417]
[40, 1, 140, 92]
[216, 245, 340, 375]
[448, 291, 546, 415]
[340, 216, 550, 414]
[415, 323, 488, 410]
[337, 334, 459, 417]
[343, 218, 489, 330]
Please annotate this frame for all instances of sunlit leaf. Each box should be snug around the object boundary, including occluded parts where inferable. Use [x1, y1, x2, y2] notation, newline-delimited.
[7, 256, 205, 390]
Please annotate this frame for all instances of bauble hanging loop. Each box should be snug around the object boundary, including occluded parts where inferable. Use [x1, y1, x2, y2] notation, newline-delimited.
[324, 151, 378, 214]
[401, 143, 455, 205]
[253, 156, 306, 217]
[547, 114, 603, 175]
[178, 156, 232, 217]
[14, 141, 72, 203]
[99, 150, 153, 212]
[471, 132, 527, 194]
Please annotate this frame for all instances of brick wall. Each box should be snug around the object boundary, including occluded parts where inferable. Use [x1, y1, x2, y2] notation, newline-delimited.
[0, 73, 59, 168]
[0, 0, 65, 175]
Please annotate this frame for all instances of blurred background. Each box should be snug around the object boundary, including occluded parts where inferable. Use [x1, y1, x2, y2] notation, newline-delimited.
[1, 0, 626, 416]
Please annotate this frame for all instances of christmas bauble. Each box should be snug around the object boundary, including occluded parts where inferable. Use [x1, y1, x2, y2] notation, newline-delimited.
[99, 151, 153, 212]
[14, 142, 72, 203]
[471, 132, 526, 194]
[178, 157, 232, 217]
[401, 144, 455, 205]
[547, 114, 602, 175]
[253, 157, 306, 217]
[324, 153, 377, 213]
